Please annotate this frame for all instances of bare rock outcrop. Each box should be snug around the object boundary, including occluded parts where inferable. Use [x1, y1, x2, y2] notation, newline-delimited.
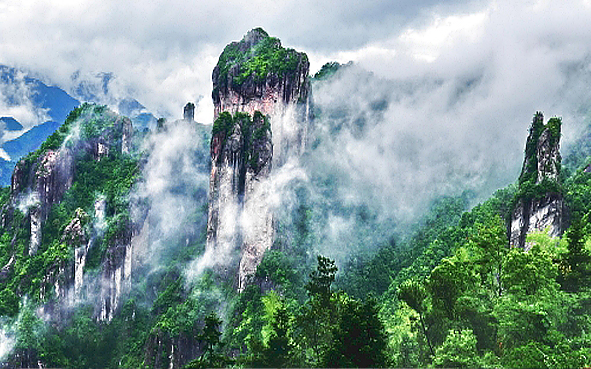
[6, 104, 134, 321]
[207, 28, 310, 290]
[510, 112, 564, 249]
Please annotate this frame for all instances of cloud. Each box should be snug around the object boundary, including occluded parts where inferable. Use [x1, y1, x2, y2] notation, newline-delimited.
[307, 0, 591, 186]
[131, 118, 210, 274]
[0, 68, 50, 133]
[277, 0, 591, 263]
[0, 0, 486, 123]
[0, 322, 14, 361]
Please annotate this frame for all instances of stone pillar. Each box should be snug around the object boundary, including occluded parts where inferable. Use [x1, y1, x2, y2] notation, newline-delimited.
[183, 102, 195, 121]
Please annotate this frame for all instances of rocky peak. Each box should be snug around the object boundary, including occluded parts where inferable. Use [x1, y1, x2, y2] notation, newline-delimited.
[212, 27, 310, 120]
[183, 102, 195, 121]
[61, 208, 89, 247]
[9, 104, 133, 256]
[518, 112, 562, 186]
[2, 103, 136, 323]
[510, 112, 564, 248]
[207, 29, 310, 291]
[242, 27, 269, 47]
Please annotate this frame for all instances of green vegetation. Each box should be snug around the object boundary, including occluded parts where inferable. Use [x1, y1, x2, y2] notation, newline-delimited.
[14, 103, 124, 191]
[214, 28, 307, 93]
[378, 195, 591, 368]
[515, 113, 562, 202]
[211, 111, 236, 139]
[211, 111, 271, 173]
[312, 61, 353, 81]
[0, 92, 590, 369]
[224, 255, 389, 368]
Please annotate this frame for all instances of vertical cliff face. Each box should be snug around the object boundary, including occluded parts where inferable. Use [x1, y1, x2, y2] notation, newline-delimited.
[510, 112, 563, 249]
[11, 148, 75, 255]
[39, 207, 89, 317]
[99, 224, 132, 322]
[7, 104, 134, 321]
[184, 102, 195, 121]
[208, 28, 310, 290]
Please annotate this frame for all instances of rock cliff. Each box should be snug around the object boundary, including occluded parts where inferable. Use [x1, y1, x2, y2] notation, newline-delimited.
[212, 28, 310, 120]
[5, 103, 134, 321]
[207, 28, 310, 290]
[184, 102, 195, 121]
[510, 112, 564, 248]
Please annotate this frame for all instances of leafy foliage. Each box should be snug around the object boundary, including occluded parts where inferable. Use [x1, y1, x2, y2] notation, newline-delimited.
[214, 28, 306, 93]
[0, 82, 590, 369]
[515, 113, 563, 202]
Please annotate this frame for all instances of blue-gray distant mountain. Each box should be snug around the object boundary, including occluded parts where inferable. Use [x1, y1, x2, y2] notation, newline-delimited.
[3, 121, 61, 160]
[0, 66, 160, 186]
[0, 117, 23, 131]
[71, 73, 159, 131]
[0, 65, 80, 124]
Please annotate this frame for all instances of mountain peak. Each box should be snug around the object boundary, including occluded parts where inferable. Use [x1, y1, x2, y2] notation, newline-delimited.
[510, 112, 563, 248]
[243, 27, 269, 44]
[212, 29, 309, 119]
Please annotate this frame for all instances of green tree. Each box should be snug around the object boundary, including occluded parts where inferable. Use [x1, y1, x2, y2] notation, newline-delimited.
[185, 312, 227, 369]
[469, 217, 508, 297]
[398, 278, 434, 356]
[428, 254, 477, 321]
[0, 288, 19, 317]
[323, 294, 388, 368]
[502, 245, 558, 297]
[262, 304, 293, 368]
[299, 255, 338, 365]
[305, 255, 337, 300]
[433, 329, 481, 368]
[14, 300, 43, 369]
[560, 215, 591, 292]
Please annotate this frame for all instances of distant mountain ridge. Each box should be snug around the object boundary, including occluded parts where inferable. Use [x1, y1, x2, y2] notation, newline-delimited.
[3, 121, 61, 160]
[0, 66, 161, 185]
[0, 117, 23, 131]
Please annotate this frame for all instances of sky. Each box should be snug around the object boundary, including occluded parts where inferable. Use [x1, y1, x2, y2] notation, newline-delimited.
[1, 0, 589, 124]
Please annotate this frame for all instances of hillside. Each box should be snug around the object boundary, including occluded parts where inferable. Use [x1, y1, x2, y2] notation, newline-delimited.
[0, 29, 589, 369]
[0, 66, 161, 187]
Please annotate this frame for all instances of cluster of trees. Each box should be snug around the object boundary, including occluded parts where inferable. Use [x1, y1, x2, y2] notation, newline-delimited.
[214, 27, 305, 93]
[395, 217, 591, 368]
[197, 255, 388, 368]
[175, 182, 591, 368]
[6, 174, 590, 368]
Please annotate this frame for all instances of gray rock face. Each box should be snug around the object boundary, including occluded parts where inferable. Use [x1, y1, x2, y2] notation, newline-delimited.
[510, 193, 563, 250]
[536, 127, 561, 183]
[99, 228, 132, 322]
[184, 102, 195, 121]
[7, 106, 134, 320]
[510, 112, 563, 248]
[212, 28, 310, 121]
[38, 208, 88, 319]
[10, 148, 75, 256]
[207, 113, 274, 290]
[207, 29, 310, 290]
[62, 208, 89, 295]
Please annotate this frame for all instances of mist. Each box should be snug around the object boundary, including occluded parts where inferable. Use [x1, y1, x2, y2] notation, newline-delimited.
[280, 1, 591, 263]
[131, 117, 211, 278]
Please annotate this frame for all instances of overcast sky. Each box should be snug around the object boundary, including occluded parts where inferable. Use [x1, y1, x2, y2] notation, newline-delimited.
[1, 0, 587, 124]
